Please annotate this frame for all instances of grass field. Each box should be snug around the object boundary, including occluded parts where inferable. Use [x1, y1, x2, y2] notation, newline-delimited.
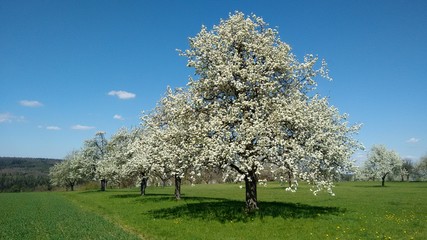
[0, 192, 140, 239]
[1, 182, 426, 239]
[62, 182, 426, 240]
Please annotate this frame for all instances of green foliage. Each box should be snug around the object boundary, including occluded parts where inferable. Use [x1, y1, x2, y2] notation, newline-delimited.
[0, 157, 60, 192]
[0, 192, 140, 239]
[62, 182, 427, 239]
[0, 157, 60, 175]
[0, 173, 51, 192]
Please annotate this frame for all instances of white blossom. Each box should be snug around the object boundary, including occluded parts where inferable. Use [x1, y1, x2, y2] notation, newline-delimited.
[361, 145, 402, 186]
[179, 12, 362, 210]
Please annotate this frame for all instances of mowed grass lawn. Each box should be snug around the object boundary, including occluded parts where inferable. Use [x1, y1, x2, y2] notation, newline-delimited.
[1, 182, 426, 239]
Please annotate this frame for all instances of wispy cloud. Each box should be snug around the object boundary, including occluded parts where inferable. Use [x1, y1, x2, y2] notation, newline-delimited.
[108, 90, 136, 100]
[19, 100, 43, 107]
[46, 126, 61, 131]
[406, 137, 420, 144]
[0, 113, 14, 123]
[113, 114, 124, 121]
[0, 112, 24, 123]
[71, 124, 95, 130]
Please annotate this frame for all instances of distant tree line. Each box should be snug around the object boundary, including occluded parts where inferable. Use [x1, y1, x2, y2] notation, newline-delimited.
[0, 157, 61, 192]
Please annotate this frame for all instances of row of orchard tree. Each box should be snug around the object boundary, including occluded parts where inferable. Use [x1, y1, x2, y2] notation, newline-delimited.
[49, 130, 137, 192]
[50, 12, 366, 212]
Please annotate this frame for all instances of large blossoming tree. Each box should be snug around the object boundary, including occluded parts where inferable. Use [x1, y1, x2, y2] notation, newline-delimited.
[181, 12, 362, 211]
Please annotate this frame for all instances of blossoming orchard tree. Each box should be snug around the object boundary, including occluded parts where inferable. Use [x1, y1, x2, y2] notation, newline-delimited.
[97, 128, 139, 187]
[144, 87, 202, 199]
[123, 127, 158, 196]
[181, 12, 362, 211]
[80, 131, 109, 191]
[415, 155, 427, 180]
[49, 150, 83, 191]
[362, 145, 402, 187]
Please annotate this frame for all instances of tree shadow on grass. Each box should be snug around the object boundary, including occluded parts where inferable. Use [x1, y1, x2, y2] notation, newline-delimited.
[353, 185, 389, 188]
[148, 199, 344, 223]
[109, 193, 172, 199]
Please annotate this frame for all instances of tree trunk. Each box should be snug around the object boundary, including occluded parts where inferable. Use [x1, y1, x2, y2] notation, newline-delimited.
[70, 183, 74, 191]
[101, 179, 106, 191]
[245, 170, 258, 212]
[140, 176, 147, 196]
[287, 171, 292, 188]
[174, 175, 181, 200]
[381, 173, 388, 187]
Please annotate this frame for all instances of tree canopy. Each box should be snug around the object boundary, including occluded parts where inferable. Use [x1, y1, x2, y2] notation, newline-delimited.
[180, 12, 362, 210]
[362, 145, 402, 187]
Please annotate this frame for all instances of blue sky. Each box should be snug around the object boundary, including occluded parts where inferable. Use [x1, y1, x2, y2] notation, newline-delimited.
[1, 0, 426, 164]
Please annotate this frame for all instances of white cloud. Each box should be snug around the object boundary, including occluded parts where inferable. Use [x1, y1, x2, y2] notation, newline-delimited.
[108, 90, 136, 100]
[71, 124, 95, 130]
[20, 100, 43, 107]
[0, 113, 13, 123]
[0, 113, 24, 123]
[406, 137, 420, 143]
[113, 114, 124, 121]
[46, 126, 61, 131]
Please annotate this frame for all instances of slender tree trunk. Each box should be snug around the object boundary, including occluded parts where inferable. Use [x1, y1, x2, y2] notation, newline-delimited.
[101, 179, 106, 191]
[140, 176, 147, 196]
[70, 183, 74, 191]
[245, 170, 258, 212]
[381, 173, 388, 187]
[174, 175, 181, 200]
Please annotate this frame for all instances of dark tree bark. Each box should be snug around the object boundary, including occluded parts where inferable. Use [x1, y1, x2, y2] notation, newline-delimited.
[174, 175, 182, 200]
[229, 163, 259, 211]
[66, 180, 76, 191]
[287, 171, 292, 188]
[244, 170, 258, 212]
[161, 178, 167, 187]
[100, 179, 107, 191]
[140, 175, 148, 196]
[381, 173, 388, 187]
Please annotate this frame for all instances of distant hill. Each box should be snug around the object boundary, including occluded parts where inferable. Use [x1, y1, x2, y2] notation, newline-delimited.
[0, 157, 61, 192]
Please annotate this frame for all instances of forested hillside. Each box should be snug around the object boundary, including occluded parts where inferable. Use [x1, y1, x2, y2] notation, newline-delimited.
[0, 157, 61, 192]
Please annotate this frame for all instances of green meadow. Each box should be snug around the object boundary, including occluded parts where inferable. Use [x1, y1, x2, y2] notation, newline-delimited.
[1, 182, 426, 239]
